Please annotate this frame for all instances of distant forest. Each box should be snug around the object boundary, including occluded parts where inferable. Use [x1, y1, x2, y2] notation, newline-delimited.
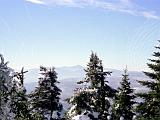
[1, 41, 160, 120]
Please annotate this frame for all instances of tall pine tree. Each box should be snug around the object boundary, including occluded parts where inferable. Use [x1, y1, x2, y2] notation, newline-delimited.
[67, 52, 116, 120]
[30, 66, 62, 120]
[111, 68, 135, 120]
[136, 40, 160, 120]
[0, 54, 13, 120]
[10, 67, 32, 120]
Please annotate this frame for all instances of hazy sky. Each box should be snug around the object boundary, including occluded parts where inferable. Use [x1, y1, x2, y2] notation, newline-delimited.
[0, 0, 160, 71]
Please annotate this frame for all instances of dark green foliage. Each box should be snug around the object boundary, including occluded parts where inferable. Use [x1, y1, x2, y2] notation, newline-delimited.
[30, 66, 62, 120]
[111, 68, 135, 120]
[0, 54, 13, 119]
[67, 52, 116, 120]
[10, 68, 32, 120]
[67, 87, 94, 119]
[85, 52, 116, 120]
[136, 40, 160, 120]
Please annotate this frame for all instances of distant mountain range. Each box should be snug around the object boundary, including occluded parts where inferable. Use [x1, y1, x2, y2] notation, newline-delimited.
[24, 65, 150, 109]
[24, 65, 149, 83]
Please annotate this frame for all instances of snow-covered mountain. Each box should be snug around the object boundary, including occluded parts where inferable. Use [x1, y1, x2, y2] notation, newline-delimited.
[24, 65, 85, 84]
[24, 65, 149, 96]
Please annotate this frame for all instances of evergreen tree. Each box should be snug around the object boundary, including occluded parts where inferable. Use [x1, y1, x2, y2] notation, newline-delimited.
[111, 68, 135, 120]
[67, 52, 116, 120]
[136, 40, 160, 120]
[10, 67, 32, 120]
[30, 66, 62, 120]
[67, 85, 96, 119]
[0, 54, 13, 120]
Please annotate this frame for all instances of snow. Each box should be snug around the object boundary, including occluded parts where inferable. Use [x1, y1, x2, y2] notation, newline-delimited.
[115, 103, 120, 109]
[72, 114, 91, 120]
[68, 104, 77, 117]
[84, 88, 97, 92]
[52, 111, 59, 119]
[71, 111, 99, 120]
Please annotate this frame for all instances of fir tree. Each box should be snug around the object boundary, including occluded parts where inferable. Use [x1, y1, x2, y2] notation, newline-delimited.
[10, 67, 32, 120]
[85, 53, 116, 120]
[0, 54, 13, 120]
[136, 40, 160, 120]
[30, 66, 62, 120]
[111, 68, 135, 120]
[67, 52, 116, 120]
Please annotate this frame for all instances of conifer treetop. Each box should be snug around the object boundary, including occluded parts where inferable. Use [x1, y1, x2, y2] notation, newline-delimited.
[136, 40, 160, 120]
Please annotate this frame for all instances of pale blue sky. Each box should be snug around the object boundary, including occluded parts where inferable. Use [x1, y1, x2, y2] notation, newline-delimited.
[0, 0, 160, 71]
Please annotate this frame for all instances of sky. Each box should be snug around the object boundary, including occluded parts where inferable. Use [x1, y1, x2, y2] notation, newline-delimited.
[0, 0, 160, 71]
